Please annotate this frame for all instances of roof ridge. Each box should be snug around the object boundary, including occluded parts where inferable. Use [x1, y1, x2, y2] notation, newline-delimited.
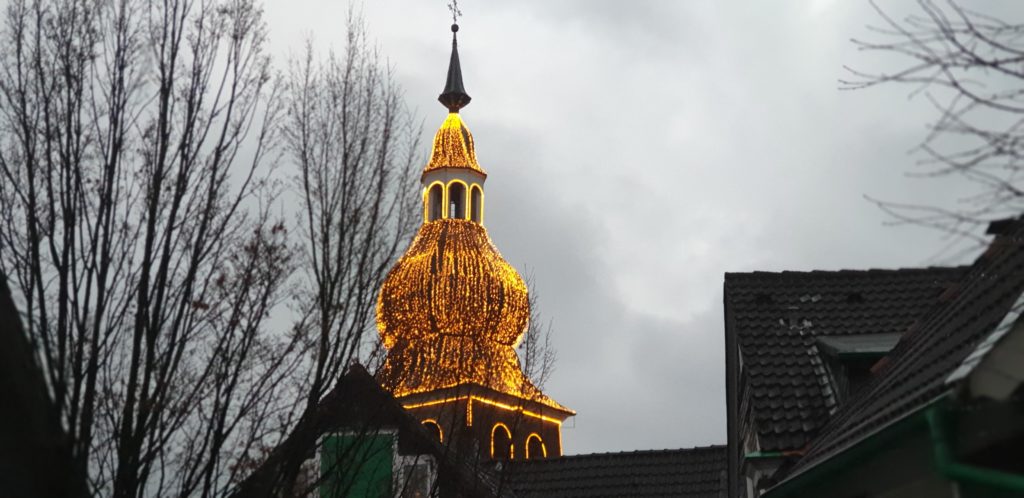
[725, 265, 967, 279]
[532, 445, 726, 461]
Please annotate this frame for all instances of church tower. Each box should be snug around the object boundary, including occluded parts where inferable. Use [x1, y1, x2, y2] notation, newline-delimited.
[375, 24, 573, 461]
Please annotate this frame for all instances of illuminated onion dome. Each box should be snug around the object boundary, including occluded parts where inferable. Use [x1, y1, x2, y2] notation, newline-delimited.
[377, 220, 527, 348]
[376, 220, 561, 407]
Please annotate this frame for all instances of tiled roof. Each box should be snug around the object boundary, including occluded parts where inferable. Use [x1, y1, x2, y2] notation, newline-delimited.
[505, 446, 726, 498]
[776, 222, 1024, 484]
[724, 266, 967, 451]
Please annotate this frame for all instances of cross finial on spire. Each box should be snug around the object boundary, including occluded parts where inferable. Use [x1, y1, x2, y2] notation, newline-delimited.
[447, 0, 462, 24]
[438, 6, 471, 112]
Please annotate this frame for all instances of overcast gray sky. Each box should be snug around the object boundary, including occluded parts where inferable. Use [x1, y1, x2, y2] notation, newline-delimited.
[265, 1, 1013, 455]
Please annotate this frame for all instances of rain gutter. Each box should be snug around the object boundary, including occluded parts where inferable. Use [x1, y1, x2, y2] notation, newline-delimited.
[762, 399, 934, 498]
[925, 403, 1024, 493]
[744, 451, 784, 459]
[766, 396, 1024, 497]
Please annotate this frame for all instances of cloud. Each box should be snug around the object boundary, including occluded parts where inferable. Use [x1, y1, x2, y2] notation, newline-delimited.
[264, 0, 990, 454]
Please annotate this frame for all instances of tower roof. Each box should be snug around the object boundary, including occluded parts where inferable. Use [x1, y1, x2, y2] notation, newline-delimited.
[438, 24, 471, 112]
[375, 220, 568, 412]
[422, 113, 486, 177]
[423, 24, 486, 178]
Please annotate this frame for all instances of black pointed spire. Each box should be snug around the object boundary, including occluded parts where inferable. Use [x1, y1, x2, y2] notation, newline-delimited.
[439, 24, 471, 112]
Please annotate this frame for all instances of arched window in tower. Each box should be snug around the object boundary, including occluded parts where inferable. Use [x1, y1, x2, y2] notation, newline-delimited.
[491, 423, 513, 460]
[525, 433, 547, 459]
[448, 181, 467, 220]
[427, 183, 444, 221]
[422, 419, 443, 444]
[470, 185, 483, 223]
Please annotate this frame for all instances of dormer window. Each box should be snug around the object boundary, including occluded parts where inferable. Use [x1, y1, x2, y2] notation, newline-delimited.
[817, 333, 901, 401]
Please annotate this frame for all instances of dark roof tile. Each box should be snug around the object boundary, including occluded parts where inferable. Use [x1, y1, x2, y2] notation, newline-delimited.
[777, 223, 1024, 484]
[725, 267, 968, 451]
[505, 446, 727, 498]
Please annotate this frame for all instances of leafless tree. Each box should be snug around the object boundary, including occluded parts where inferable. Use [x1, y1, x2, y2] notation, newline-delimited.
[285, 17, 420, 411]
[519, 279, 558, 392]
[0, 0, 419, 496]
[232, 13, 422, 495]
[846, 0, 1024, 245]
[489, 282, 559, 493]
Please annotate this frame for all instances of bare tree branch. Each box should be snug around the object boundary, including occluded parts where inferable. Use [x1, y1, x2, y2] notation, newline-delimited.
[846, 0, 1024, 246]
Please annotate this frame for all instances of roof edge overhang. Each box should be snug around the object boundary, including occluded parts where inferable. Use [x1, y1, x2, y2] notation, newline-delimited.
[421, 165, 488, 183]
[763, 392, 1024, 497]
[763, 392, 950, 498]
[397, 382, 576, 420]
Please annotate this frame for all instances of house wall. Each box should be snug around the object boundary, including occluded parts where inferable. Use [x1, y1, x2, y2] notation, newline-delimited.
[725, 293, 742, 498]
[783, 431, 951, 498]
[741, 457, 782, 498]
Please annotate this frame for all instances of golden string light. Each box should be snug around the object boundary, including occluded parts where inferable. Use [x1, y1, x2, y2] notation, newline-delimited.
[376, 219, 566, 410]
[526, 433, 547, 459]
[375, 103, 572, 431]
[491, 423, 513, 460]
[402, 395, 568, 427]
[377, 220, 528, 347]
[422, 113, 486, 175]
[421, 419, 443, 443]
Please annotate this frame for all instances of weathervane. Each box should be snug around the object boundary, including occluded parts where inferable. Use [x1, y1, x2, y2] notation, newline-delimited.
[438, 0, 470, 112]
[447, 0, 462, 24]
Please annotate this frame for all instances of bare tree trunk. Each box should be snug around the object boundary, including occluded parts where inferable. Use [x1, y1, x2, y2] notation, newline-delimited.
[255, 12, 420, 493]
[0, 1, 299, 496]
[1, 0, 426, 494]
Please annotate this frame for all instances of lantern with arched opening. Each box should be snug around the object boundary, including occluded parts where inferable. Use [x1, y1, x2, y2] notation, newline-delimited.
[448, 181, 467, 220]
[426, 183, 444, 221]
[470, 184, 483, 223]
